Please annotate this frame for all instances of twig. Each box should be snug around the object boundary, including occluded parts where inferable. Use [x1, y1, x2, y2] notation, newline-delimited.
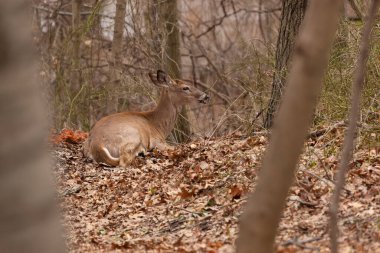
[62, 186, 81, 196]
[182, 78, 231, 104]
[282, 236, 323, 250]
[298, 166, 352, 194]
[251, 108, 265, 126]
[289, 195, 318, 207]
[174, 207, 203, 216]
[207, 91, 248, 139]
[329, 1, 380, 253]
[347, 0, 363, 21]
[194, 40, 228, 85]
[122, 62, 151, 72]
[298, 167, 336, 189]
[33, 5, 93, 16]
[194, 6, 281, 39]
[308, 121, 345, 140]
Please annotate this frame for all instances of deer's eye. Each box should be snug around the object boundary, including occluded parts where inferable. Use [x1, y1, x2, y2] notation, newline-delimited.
[182, 87, 190, 91]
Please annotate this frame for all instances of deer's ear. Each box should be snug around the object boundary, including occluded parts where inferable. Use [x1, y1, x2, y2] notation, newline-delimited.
[157, 70, 167, 83]
[148, 70, 169, 87]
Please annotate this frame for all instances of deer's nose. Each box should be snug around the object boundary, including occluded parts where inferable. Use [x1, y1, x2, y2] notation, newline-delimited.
[199, 94, 210, 104]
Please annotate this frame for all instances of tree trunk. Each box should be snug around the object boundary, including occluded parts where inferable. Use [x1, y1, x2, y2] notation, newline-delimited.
[263, 0, 307, 129]
[148, 0, 163, 66]
[161, 0, 190, 143]
[237, 0, 343, 252]
[70, 0, 82, 126]
[0, 1, 64, 252]
[71, 0, 81, 93]
[107, 0, 127, 114]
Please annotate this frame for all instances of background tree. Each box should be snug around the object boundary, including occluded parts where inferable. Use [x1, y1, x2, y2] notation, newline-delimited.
[71, 0, 81, 91]
[147, 0, 161, 63]
[237, 0, 343, 252]
[160, 0, 191, 143]
[264, 0, 307, 129]
[34, 0, 379, 142]
[70, 0, 82, 127]
[107, 0, 127, 114]
[30, 0, 380, 250]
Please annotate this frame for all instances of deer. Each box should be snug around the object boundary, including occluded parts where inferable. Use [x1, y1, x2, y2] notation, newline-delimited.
[84, 70, 209, 167]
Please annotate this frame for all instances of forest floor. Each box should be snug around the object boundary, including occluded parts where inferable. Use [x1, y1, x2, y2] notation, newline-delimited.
[53, 125, 380, 253]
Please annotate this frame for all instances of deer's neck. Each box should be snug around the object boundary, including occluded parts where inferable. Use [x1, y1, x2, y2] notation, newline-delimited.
[147, 90, 181, 139]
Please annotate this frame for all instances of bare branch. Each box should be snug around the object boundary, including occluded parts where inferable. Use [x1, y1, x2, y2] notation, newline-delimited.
[182, 78, 231, 104]
[194, 6, 281, 39]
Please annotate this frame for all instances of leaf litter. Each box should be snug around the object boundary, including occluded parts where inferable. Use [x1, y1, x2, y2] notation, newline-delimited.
[53, 127, 379, 252]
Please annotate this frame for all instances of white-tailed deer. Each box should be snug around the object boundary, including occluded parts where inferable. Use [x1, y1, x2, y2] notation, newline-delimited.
[84, 70, 209, 167]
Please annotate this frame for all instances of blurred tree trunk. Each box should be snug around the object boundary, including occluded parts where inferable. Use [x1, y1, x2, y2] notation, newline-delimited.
[161, 0, 190, 143]
[263, 0, 307, 129]
[70, 0, 82, 126]
[106, 0, 127, 114]
[237, 0, 343, 252]
[0, 1, 64, 252]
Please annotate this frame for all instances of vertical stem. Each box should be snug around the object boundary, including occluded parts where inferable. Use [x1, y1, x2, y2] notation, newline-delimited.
[107, 0, 127, 114]
[112, 0, 127, 67]
[71, 0, 81, 92]
[329, 1, 380, 252]
[70, 0, 82, 127]
[150, 0, 162, 66]
[161, 0, 190, 143]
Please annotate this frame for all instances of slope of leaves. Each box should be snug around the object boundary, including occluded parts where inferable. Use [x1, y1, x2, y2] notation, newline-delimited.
[53, 128, 379, 252]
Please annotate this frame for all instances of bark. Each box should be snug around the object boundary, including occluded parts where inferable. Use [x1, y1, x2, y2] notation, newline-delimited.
[330, 1, 380, 252]
[70, 0, 82, 126]
[148, 0, 163, 65]
[0, 1, 64, 252]
[71, 0, 81, 93]
[237, 1, 344, 252]
[264, 0, 307, 129]
[112, 0, 126, 65]
[107, 0, 127, 114]
[161, 0, 190, 143]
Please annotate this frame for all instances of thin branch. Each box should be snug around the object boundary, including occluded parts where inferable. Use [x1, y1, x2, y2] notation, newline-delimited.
[193, 40, 238, 90]
[282, 235, 323, 250]
[182, 78, 231, 104]
[194, 7, 281, 39]
[308, 121, 346, 140]
[33, 5, 93, 16]
[347, 0, 363, 21]
[329, 1, 380, 253]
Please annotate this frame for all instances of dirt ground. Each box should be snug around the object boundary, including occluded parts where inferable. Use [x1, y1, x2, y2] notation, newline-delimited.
[53, 128, 380, 252]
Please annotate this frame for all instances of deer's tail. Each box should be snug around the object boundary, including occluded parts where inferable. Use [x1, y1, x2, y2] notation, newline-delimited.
[97, 146, 120, 167]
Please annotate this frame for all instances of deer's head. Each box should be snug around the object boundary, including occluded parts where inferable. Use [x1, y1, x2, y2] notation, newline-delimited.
[149, 70, 209, 105]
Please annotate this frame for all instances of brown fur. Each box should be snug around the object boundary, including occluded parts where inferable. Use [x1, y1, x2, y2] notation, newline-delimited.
[84, 70, 209, 167]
